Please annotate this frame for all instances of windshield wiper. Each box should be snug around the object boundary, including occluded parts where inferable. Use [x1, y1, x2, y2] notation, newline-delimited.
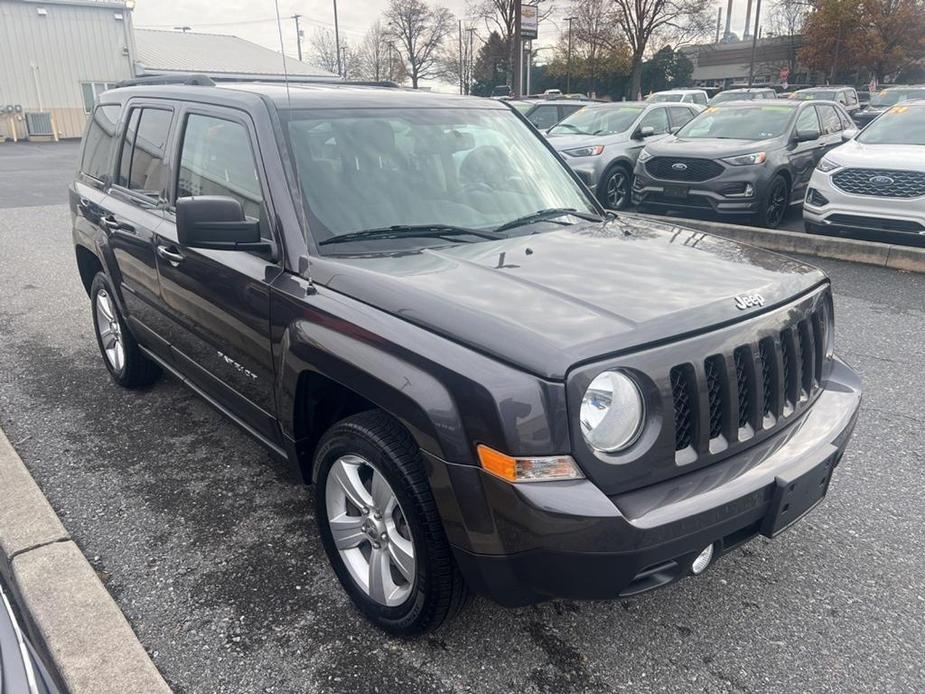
[318, 224, 502, 246]
[494, 208, 603, 234]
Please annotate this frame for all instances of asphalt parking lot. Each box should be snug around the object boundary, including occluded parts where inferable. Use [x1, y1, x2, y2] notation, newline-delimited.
[1, 143, 923, 693]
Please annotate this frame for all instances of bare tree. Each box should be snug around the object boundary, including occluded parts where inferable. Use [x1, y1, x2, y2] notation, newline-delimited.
[357, 20, 390, 81]
[467, 0, 553, 81]
[611, 0, 713, 99]
[386, 0, 456, 88]
[568, 0, 624, 96]
[768, 0, 812, 78]
[311, 29, 341, 75]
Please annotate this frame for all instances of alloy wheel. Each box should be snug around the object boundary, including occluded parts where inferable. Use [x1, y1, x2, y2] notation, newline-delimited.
[325, 454, 416, 607]
[766, 180, 787, 227]
[606, 170, 629, 209]
[95, 289, 125, 373]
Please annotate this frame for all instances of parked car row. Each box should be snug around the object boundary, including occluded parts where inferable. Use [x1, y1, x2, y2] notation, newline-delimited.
[541, 91, 924, 245]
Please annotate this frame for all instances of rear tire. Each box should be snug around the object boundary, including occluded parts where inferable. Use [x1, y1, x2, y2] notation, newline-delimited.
[313, 410, 469, 635]
[754, 174, 789, 229]
[90, 273, 159, 389]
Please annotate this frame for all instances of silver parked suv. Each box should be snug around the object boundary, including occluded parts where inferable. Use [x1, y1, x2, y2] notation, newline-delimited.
[804, 100, 925, 246]
[545, 101, 700, 209]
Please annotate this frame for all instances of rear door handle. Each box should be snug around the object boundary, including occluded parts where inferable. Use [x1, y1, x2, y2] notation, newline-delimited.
[156, 244, 184, 264]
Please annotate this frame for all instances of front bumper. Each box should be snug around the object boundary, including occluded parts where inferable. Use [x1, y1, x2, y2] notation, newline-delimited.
[632, 161, 773, 215]
[428, 358, 861, 606]
[804, 170, 925, 246]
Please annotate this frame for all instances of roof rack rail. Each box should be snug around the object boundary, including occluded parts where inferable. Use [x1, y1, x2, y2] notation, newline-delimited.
[116, 74, 216, 88]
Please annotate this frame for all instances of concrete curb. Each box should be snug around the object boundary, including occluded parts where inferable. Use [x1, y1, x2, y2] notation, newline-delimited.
[630, 213, 925, 274]
[0, 427, 171, 694]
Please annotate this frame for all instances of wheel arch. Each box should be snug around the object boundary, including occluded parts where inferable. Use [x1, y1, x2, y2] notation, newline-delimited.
[75, 243, 103, 297]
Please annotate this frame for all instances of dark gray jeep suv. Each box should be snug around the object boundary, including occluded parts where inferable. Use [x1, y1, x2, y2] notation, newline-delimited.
[71, 77, 861, 635]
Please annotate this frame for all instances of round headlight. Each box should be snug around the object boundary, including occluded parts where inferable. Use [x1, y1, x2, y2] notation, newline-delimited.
[579, 370, 645, 453]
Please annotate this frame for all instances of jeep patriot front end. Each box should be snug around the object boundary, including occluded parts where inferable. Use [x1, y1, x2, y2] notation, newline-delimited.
[71, 79, 861, 634]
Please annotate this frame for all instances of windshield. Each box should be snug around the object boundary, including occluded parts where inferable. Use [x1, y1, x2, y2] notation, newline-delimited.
[711, 91, 756, 104]
[285, 107, 597, 250]
[648, 93, 683, 103]
[508, 100, 532, 113]
[677, 105, 796, 140]
[870, 88, 925, 107]
[548, 105, 643, 135]
[857, 106, 925, 145]
[792, 90, 836, 101]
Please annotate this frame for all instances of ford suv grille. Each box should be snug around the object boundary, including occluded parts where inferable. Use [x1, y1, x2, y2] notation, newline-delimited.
[831, 168, 925, 198]
[645, 157, 724, 182]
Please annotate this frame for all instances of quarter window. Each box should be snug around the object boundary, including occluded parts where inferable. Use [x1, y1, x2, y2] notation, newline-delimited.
[117, 107, 173, 198]
[80, 104, 121, 183]
[177, 114, 264, 221]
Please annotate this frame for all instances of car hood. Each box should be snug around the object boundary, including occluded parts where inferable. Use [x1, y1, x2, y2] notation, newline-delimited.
[311, 215, 826, 380]
[548, 132, 627, 150]
[826, 139, 925, 168]
[646, 136, 780, 158]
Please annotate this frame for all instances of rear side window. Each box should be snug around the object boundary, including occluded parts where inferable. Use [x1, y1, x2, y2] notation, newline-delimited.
[528, 105, 559, 130]
[177, 114, 264, 221]
[117, 107, 173, 198]
[694, 93, 707, 105]
[80, 104, 121, 183]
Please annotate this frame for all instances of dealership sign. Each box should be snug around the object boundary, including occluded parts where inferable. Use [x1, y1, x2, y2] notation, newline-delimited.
[521, 4, 538, 40]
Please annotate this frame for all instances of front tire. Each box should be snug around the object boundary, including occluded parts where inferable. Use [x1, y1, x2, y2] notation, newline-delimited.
[90, 273, 159, 388]
[598, 165, 632, 210]
[314, 411, 468, 635]
[754, 174, 789, 229]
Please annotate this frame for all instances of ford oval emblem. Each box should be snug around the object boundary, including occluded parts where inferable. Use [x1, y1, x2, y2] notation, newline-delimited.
[869, 175, 894, 185]
[671, 162, 688, 171]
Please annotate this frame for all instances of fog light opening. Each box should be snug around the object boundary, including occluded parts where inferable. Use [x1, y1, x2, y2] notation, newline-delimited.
[691, 544, 715, 575]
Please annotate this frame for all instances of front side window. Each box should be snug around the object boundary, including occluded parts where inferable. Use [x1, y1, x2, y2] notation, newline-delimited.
[285, 107, 596, 250]
[668, 106, 695, 129]
[527, 105, 559, 130]
[816, 104, 843, 133]
[177, 114, 263, 220]
[549, 105, 644, 135]
[80, 104, 121, 183]
[794, 106, 821, 138]
[678, 105, 796, 140]
[638, 107, 669, 135]
[117, 107, 173, 198]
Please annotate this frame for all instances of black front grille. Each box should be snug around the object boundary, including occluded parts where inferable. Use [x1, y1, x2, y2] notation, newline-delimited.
[826, 214, 925, 233]
[669, 302, 831, 452]
[734, 347, 751, 428]
[806, 187, 829, 207]
[645, 157, 724, 182]
[670, 366, 695, 451]
[831, 168, 925, 198]
[704, 355, 726, 439]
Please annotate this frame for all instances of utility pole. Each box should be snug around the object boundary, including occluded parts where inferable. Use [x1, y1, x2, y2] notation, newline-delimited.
[388, 41, 395, 82]
[340, 46, 347, 79]
[458, 19, 464, 94]
[747, 0, 762, 87]
[512, 0, 522, 97]
[467, 27, 476, 95]
[333, 0, 342, 77]
[565, 16, 576, 94]
[292, 14, 303, 61]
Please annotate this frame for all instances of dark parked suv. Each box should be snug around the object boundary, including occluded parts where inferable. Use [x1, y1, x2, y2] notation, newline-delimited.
[633, 100, 857, 227]
[71, 77, 862, 635]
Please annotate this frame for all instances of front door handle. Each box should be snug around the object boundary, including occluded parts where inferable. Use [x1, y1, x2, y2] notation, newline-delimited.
[156, 244, 184, 264]
[101, 215, 135, 233]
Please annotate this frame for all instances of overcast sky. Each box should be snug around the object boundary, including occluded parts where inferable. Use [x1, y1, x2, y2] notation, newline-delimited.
[133, 0, 760, 63]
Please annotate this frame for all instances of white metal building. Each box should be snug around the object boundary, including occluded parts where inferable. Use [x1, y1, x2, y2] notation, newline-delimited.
[0, 0, 136, 140]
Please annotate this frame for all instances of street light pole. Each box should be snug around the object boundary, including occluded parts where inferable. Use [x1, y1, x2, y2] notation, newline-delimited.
[467, 27, 476, 95]
[512, 0, 523, 97]
[565, 16, 577, 94]
[388, 41, 394, 82]
[746, 0, 762, 87]
[292, 14, 303, 61]
[333, 0, 342, 78]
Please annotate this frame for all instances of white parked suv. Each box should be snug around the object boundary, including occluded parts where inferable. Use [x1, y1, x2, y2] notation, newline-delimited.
[646, 89, 708, 106]
[804, 100, 925, 246]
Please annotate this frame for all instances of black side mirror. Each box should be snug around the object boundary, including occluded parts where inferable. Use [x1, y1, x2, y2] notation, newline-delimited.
[793, 129, 820, 143]
[176, 196, 268, 252]
[634, 125, 655, 140]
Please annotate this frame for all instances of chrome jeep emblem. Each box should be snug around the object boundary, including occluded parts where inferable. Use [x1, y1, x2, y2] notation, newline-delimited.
[869, 175, 894, 186]
[734, 293, 765, 310]
[671, 162, 688, 171]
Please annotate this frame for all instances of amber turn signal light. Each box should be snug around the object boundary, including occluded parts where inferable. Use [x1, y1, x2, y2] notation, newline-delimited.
[476, 445, 584, 483]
